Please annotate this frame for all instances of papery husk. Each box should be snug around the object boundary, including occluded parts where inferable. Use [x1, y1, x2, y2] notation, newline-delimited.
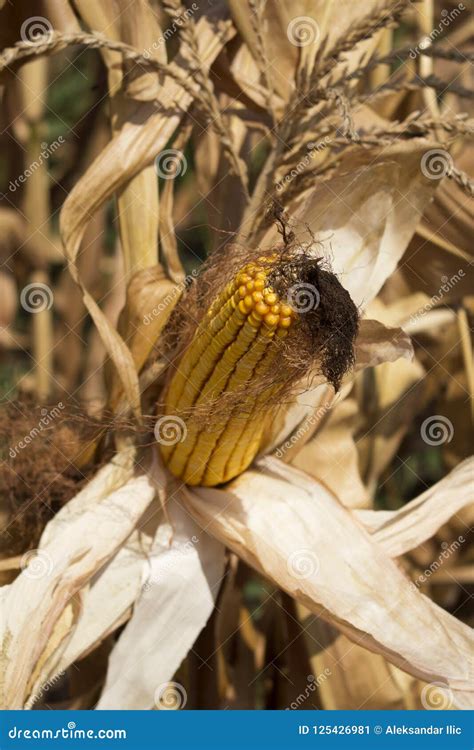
[290, 398, 369, 509]
[357, 457, 473, 558]
[54, 533, 152, 668]
[265, 317, 413, 456]
[29, 457, 162, 696]
[257, 140, 437, 449]
[97, 484, 226, 709]
[182, 456, 473, 707]
[261, 141, 439, 308]
[0, 448, 155, 709]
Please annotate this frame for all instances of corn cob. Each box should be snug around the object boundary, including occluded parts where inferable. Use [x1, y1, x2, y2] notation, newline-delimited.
[160, 258, 296, 486]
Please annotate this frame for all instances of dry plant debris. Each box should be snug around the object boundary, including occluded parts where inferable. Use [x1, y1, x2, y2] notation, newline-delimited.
[0, 0, 472, 712]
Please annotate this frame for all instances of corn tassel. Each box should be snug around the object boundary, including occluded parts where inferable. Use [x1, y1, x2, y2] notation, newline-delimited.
[160, 258, 296, 485]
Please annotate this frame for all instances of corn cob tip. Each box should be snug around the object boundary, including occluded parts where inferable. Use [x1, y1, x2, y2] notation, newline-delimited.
[234, 258, 297, 331]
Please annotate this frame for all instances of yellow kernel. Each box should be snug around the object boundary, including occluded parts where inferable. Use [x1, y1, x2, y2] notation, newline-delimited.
[244, 295, 254, 309]
[252, 291, 264, 302]
[248, 312, 262, 327]
[255, 301, 270, 316]
[271, 304, 280, 315]
[264, 292, 278, 306]
[238, 285, 247, 298]
[254, 278, 265, 291]
[280, 303, 293, 317]
[279, 316, 292, 329]
[264, 313, 279, 328]
[246, 280, 255, 292]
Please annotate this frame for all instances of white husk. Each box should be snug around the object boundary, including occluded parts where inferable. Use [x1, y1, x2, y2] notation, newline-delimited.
[182, 456, 474, 708]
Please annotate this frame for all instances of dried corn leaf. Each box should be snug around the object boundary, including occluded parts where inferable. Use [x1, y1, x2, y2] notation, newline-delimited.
[183, 457, 473, 706]
[40, 446, 137, 544]
[0, 468, 155, 708]
[107, 266, 180, 409]
[262, 142, 438, 309]
[97, 492, 226, 709]
[59, 8, 233, 416]
[354, 319, 413, 368]
[76, 0, 165, 275]
[52, 533, 151, 675]
[33, 452, 161, 688]
[357, 458, 474, 557]
[60, 9, 232, 264]
[228, 0, 383, 103]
